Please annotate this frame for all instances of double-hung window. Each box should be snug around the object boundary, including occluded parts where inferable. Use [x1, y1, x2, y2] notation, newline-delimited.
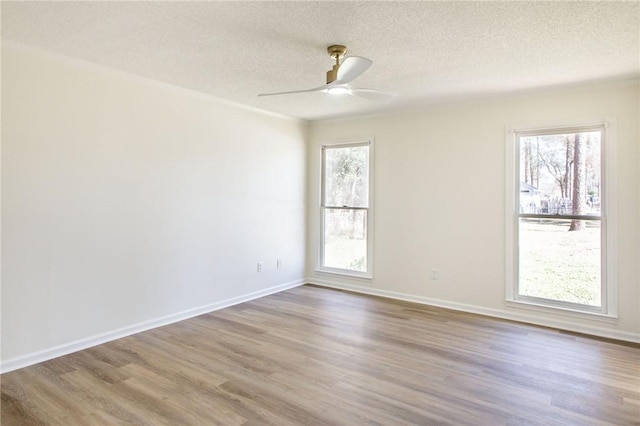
[507, 122, 615, 315]
[319, 140, 372, 277]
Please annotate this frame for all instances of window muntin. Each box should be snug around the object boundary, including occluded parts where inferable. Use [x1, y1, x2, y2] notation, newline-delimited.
[513, 126, 606, 313]
[320, 142, 371, 276]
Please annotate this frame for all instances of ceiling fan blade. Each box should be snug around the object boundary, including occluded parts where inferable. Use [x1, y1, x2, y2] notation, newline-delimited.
[258, 84, 330, 97]
[349, 88, 397, 102]
[335, 56, 372, 84]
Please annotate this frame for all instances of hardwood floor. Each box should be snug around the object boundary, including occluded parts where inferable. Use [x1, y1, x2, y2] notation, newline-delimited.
[2, 284, 639, 425]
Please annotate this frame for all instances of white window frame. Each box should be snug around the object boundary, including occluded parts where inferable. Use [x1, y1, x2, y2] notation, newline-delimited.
[505, 119, 617, 318]
[317, 138, 374, 278]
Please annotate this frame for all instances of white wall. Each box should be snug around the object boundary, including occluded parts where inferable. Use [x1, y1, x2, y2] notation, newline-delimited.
[308, 81, 640, 342]
[1, 43, 308, 370]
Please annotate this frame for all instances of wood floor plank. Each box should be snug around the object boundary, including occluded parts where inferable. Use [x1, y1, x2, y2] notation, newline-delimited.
[2, 284, 639, 425]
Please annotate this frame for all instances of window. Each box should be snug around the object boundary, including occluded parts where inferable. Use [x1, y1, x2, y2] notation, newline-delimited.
[506, 123, 615, 315]
[320, 140, 372, 277]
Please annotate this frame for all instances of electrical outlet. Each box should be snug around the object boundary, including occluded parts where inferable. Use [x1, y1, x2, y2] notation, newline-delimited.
[257, 262, 263, 272]
[277, 259, 282, 269]
[430, 268, 438, 280]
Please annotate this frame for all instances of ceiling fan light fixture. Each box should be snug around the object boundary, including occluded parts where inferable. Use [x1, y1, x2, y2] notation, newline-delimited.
[327, 86, 350, 95]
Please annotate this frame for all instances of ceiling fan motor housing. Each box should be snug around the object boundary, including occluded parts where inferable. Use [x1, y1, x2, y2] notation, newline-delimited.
[326, 65, 339, 84]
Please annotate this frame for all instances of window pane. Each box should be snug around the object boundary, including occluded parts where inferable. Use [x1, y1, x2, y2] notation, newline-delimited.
[324, 145, 369, 208]
[519, 131, 601, 217]
[323, 209, 367, 272]
[518, 218, 601, 307]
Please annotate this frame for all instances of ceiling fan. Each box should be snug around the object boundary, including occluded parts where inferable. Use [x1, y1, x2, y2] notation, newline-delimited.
[258, 45, 395, 101]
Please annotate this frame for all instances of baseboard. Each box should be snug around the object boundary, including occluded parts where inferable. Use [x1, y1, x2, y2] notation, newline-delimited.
[308, 277, 640, 344]
[0, 279, 305, 374]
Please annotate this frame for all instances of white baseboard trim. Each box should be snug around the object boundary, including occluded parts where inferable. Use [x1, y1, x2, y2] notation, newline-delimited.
[0, 279, 305, 374]
[308, 277, 640, 344]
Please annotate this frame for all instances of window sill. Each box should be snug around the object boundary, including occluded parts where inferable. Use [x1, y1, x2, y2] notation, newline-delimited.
[505, 299, 619, 323]
[314, 268, 373, 280]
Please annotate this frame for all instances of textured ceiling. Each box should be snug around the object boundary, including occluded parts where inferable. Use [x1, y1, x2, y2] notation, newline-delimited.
[2, 1, 639, 121]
